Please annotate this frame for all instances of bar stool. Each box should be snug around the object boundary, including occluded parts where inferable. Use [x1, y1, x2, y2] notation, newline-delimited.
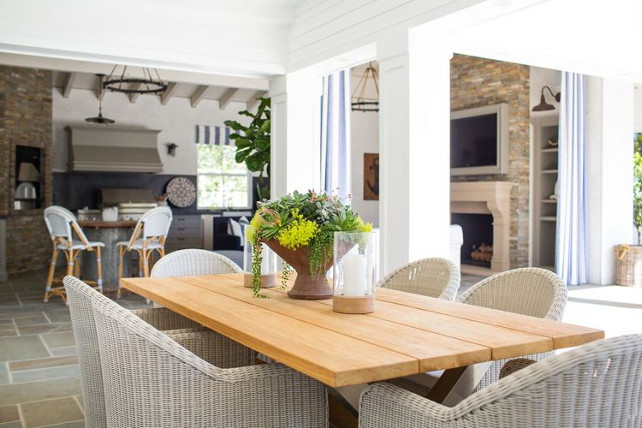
[116, 206, 172, 299]
[43, 206, 104, 304]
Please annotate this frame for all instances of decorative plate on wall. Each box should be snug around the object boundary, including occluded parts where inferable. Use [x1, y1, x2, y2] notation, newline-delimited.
[166, 177, 196, 207]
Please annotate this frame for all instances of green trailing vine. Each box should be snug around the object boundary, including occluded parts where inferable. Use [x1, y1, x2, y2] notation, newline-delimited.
[251, 241, 268, 298]
[280, 262, 293, 289]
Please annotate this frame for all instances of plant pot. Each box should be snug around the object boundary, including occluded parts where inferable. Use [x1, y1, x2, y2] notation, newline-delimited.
[263, 240, 333, 300]
[102, 207, 118, 222]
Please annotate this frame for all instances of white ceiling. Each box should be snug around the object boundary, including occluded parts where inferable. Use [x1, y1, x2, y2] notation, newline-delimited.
[424, 0, 642, 83]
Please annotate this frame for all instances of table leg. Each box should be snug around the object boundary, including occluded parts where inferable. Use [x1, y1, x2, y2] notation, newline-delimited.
[426, 362, 492, 406]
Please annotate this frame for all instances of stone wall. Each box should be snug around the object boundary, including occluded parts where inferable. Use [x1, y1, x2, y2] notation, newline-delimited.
[450, 54, 530, 268]
[0, 66, 52, 274]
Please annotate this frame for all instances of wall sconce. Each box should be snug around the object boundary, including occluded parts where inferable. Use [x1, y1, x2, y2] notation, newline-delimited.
[532, 86, 561, 112]
[166, 143, 178, 157]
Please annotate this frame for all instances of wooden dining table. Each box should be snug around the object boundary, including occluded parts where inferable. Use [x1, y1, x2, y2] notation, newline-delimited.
[121, 273, 604, 408]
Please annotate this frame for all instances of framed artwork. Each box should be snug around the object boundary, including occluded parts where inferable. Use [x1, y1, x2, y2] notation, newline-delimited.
[363, 153, 379, 201]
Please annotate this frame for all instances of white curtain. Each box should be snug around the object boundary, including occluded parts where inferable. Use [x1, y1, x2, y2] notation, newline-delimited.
[556, 72, 588, 285]
[320, 70, 351, 200]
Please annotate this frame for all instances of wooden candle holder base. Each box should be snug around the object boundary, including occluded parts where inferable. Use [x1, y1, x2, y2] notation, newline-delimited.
[243, 273, 278, 289]
[332, 295, 375, 314]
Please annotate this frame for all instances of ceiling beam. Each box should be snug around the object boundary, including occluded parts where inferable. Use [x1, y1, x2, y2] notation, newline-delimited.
[160, 82, 178, 105]
[191, 85, 209, 108]
[247, 91, 268, 111]
[128, 83, 144, 103]
[62, 72, 77, 98]
[218, 88, 238, 110]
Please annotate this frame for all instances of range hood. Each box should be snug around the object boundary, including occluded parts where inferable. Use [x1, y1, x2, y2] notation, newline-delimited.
[68, 126, 163, 173]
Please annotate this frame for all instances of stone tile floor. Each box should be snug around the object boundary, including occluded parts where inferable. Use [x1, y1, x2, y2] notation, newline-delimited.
[0, 270, 149, 428]
[0, 269, 640, 427]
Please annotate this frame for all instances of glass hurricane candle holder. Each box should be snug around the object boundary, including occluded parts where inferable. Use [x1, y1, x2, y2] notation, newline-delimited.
[243, 225, 278, 289]
[332, 230, 378, 314]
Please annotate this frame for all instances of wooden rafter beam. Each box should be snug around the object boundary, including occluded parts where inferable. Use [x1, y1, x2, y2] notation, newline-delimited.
[247, 91, 268, 111]
[128, 83, 144, 103]
[191, 85, 209, 108]
[218, 88, 238, 110]
[62, 72, 77, 98]
[160, 82, 178, 105]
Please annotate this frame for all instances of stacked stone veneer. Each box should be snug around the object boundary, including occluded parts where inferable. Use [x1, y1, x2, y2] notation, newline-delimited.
[450, 54, 530, 268]
[0, 66, 53, 274]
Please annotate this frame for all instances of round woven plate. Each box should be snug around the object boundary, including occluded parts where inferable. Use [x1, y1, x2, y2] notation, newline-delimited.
[166, 177, 196, 207]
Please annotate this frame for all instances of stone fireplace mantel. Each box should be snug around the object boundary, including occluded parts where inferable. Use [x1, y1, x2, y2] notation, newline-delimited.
[451, 181, 516, 273]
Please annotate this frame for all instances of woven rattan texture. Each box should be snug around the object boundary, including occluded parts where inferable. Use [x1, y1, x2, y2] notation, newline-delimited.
[379, 257, 461, 300]
[359, 334, 642, 428]
[457, 267, 567, 390]
[64, 276, 257, 427]
[92, 293, 328, 427]
[151, 248, 243, 277]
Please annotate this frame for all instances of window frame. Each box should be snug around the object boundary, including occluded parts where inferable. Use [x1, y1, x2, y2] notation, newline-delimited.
[196, 144, 252, 210]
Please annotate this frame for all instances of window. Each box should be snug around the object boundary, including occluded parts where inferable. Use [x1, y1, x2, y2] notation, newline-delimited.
[197, 144, 250, 209]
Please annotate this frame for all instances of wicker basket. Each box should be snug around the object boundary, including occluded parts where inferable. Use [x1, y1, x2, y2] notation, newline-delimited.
[615, 244, 642, 287]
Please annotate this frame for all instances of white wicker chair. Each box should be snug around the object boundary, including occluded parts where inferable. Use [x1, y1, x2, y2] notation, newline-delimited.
[458, 267, 567, 390]
[116, 206, 172, 298]
[91, 287, 329, 428]
[378, 257, 460, 300]
[359, 334, 642, 428]
[64, 276, 255, 428]
[151, 248, 243, 277]
[43, 206, 105, 304]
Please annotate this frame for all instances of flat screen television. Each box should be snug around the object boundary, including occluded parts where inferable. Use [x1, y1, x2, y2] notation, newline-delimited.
[450, 103, 508, 176]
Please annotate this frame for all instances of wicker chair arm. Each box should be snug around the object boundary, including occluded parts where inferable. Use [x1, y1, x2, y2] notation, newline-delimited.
[132, 307, 201, 330]
[167, 329, 255, 369]
[499, 358, 537, 379]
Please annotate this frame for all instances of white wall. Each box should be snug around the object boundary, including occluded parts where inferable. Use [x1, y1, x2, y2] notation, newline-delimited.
[52, 89, 249, 174]
[350, 66, 379, 227]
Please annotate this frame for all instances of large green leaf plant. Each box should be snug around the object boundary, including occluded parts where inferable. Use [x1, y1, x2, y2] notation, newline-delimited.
[224, 98, 271, 202]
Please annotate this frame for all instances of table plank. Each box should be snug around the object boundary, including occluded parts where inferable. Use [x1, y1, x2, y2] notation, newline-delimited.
[180, 275, 491, 372]
[375, 288, 605, 347]
[122, 276, 417, 387]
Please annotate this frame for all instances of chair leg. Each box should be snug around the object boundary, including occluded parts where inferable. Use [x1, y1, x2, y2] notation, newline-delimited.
[95, 246, 103, 294]
[143, 249, 150, 278]
[73, 252, 81, 277]
[117, 246, 124, 300]
[44, 248, 59, 302]
[66, 249, 75, 276]
[137, 251, 144, 278]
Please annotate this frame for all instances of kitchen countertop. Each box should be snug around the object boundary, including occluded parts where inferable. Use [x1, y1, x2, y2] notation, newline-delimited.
[79, 220, 137, 229]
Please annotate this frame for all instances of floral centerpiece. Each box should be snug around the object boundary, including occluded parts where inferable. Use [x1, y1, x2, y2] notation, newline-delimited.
[247, 190, 372, 299]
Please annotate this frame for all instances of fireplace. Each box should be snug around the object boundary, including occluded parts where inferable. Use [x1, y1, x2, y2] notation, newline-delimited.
[451, 181, 515, 273]
[451, 213, 493, 268]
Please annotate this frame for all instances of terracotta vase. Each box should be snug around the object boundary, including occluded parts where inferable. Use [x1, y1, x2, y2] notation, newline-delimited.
[263, 240, 333, 300]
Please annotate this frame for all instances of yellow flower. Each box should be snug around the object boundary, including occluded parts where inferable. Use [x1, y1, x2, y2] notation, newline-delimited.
[278, 210, 318, 249]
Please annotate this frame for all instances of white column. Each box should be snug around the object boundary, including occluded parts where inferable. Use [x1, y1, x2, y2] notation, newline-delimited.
[269, 72, 322, 198]
[586, 77, 634, 285]
[377, 29, 452, 274]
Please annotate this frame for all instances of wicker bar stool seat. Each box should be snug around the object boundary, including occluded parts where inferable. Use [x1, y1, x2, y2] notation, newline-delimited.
[43, 206, 104, 304]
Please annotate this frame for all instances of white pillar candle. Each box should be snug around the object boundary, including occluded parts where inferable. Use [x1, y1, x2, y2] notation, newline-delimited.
[342, 253, 366, 296]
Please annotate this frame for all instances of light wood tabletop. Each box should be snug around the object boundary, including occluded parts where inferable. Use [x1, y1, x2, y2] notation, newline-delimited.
[121, 274, 604, 389]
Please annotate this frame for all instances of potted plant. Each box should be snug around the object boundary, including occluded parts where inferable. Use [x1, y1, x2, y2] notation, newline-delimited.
[99, 201, 119, 222]
[247, 190, 372, 299]
[224, 98, 271, 203]
[615, 134, 642, 287]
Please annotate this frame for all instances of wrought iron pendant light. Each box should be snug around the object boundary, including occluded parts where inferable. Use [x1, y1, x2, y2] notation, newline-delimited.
[103, 65, 168, 95]
[351, 62, 379, 112]
[85, 74, 115, 125]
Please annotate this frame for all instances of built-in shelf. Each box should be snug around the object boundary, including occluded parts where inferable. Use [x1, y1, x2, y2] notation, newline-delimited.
[532, 117, 559, 268]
